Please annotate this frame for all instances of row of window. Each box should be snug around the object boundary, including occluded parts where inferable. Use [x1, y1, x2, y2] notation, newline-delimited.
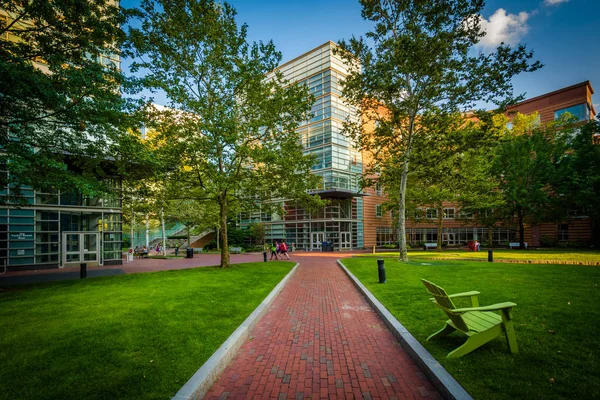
[375, 206, 471, 219]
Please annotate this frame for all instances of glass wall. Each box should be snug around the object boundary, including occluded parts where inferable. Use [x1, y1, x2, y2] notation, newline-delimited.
[0, 178, 123, 269]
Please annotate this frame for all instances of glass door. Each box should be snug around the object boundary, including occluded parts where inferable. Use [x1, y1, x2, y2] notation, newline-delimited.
[62, 232, 101, 267]
[340, 232, 351, 249]
[311, 232, 324, 251]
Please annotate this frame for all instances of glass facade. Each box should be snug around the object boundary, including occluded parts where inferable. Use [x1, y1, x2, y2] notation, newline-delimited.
[0, 179, 123, 270]
[256, 42, 364, 250]
[554, 103, 590, 121]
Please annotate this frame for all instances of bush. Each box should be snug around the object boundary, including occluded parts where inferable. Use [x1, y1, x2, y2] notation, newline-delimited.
[244, 245, 263, 252]
[203, 240, 217, 250]
[540, 235, 557, 248]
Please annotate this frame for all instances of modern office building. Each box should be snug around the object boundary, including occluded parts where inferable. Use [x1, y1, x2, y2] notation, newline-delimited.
[240, 41, 366, 250]
[249, 41, 596, 249]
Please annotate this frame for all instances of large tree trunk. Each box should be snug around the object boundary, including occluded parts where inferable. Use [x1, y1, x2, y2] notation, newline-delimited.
[219, 197, 230, 268]
[398, 161, 409, 261]
[397, 116, 415, 262]
[437, 206, 443, 252]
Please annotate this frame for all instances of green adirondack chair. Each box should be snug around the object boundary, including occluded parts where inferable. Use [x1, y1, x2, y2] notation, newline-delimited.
[421, 279, 519, 358]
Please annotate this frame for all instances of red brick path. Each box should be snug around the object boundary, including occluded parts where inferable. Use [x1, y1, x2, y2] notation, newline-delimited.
[204, 254, 440, 400]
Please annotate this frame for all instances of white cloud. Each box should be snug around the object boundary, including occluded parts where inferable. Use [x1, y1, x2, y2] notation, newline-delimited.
[544, 0, 569, 5]
[476, 8, 530, 49]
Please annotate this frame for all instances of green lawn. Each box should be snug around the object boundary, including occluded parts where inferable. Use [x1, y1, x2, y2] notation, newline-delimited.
[0, 262, 294, 400]
[360, 249, 600, 263]
[342, 258, 600, 400]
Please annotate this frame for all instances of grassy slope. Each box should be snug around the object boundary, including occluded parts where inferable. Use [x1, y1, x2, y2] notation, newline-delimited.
[343, 258, 600, 400]
[359, 249, 600, 263]
[0, 262, 294, 400]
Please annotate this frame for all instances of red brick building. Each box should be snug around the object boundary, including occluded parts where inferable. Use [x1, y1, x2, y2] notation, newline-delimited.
[364, 81, 596, 248]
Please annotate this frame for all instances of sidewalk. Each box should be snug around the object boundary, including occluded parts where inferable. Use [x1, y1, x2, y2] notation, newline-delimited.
[0, 253, 264, 286]
[205, 254, 440, 399]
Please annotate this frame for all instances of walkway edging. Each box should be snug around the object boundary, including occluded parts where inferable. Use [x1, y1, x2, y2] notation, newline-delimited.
[337, 260, 473, 400]
[172, 263, 300, 400]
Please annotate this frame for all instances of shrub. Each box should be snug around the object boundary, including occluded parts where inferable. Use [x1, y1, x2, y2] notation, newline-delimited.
[203, 240, 217, 250]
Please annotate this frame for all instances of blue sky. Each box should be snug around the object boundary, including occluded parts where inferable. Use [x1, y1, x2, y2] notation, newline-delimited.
[121, 0, 599, 111]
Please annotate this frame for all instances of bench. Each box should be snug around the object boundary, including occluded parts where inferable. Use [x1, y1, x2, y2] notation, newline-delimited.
[423, 243, 437, 250]
[134, 250, 149, 258]
[509, 242, 528, 249]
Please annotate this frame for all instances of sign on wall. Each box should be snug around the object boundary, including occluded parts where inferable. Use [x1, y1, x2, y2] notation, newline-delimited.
[9, 233, 34, 240]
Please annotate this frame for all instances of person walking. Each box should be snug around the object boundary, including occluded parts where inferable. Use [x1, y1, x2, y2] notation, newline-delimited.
[280, 240, 290, 260]
[270, 242, 279, 260]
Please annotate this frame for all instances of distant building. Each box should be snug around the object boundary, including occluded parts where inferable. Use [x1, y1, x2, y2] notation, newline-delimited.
[245, 41, 596, 250]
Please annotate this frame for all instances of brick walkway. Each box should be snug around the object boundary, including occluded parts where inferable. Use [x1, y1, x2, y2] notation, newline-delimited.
[205, 254, 440, 400]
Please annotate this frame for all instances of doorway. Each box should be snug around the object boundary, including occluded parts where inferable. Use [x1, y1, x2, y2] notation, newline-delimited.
[340, 232, 351, 250]
[311, 232, 324, 251]
[62, 232, 101, 267]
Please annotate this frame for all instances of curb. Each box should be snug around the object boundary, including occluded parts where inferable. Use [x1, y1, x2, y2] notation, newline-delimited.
[337, 260, 473, 400]
[172, 263, 299, 400]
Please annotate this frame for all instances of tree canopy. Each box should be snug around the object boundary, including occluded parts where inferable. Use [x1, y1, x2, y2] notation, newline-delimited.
[128, 0, 322, 267]
[0, 0, 144, 202]
[337, 0, 541, 260]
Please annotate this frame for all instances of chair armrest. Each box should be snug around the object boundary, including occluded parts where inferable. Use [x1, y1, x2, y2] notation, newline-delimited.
[449, 291, 480, 307]
[448, 291, 480, 299]
[451, 302, 517, 313]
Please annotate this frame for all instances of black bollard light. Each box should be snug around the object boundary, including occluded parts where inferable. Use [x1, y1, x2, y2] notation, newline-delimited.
[263, 251, 268, 262]
[488, 249, 494, 263]
[377, 259, 386, 283]
[80, 263, 87, 279]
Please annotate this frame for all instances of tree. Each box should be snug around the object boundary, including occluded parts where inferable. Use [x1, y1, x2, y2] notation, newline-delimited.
[490, 113, 571, 249]
[337, 0, 541, 261]
[0, 0, 143, 201]
[165, 199, 220, 247]
[128, 0, 322, 268]
[552, 115, 600, 246]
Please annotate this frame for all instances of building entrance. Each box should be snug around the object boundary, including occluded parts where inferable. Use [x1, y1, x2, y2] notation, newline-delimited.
[62, 232, 101, 267]
[340, 232, 351, 249]
[311, 232, 324, 251]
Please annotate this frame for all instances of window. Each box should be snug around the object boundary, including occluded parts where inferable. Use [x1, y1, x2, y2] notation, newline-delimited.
[426, 208, 438, 219]
[376, 204, 382, 218]
[443, 208, 455, 219]
[375, 181, 382, 196]
[554, 103, 590, 122]
[558, 224, 569, 241]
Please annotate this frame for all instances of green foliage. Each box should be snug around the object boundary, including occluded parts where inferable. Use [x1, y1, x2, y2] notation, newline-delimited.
[490, 113, 572, 247]
[0, 262, 294, 399]
[344, 257, 600, 400]
[0, 0, 146, 201]
[127, 0, 323, 267]
[337, 0, 541, 261]
[551, 115, 600, 245]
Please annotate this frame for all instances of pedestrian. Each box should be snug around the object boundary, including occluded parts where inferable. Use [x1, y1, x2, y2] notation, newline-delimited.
[475, 240, 480, 252]
[155, 243, 160, 255]
[270, 242, 279, 260]
[280, 240, 290, 260]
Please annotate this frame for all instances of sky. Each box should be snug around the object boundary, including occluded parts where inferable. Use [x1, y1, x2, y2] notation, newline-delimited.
[120, 0, 600, 111]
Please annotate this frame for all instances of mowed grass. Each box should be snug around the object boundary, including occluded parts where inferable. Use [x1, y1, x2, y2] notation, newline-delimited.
[342, 258, 600, 400]
[0, 262, 294, 400]
[360, 249, 600, 263]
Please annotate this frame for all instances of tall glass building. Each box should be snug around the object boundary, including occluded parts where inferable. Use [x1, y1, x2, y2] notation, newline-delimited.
[242, 42, 366, 250]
